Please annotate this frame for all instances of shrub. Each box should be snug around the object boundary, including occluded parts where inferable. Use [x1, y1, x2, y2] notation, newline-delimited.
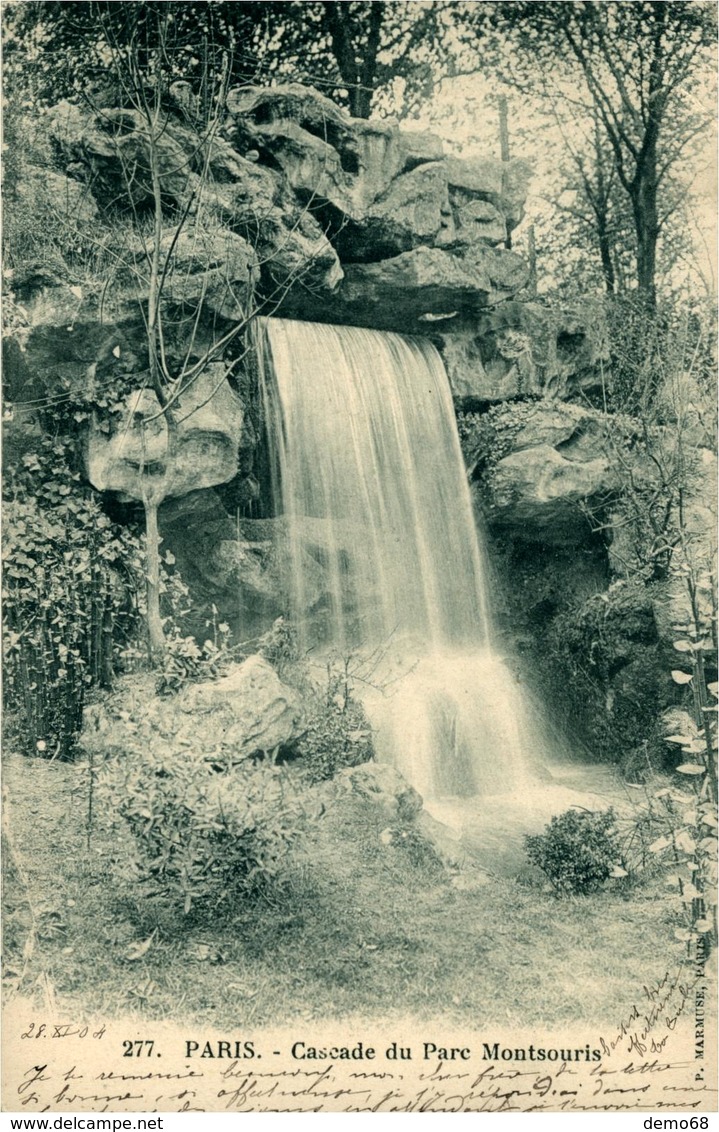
[2, 484, 143, 758]
[101, 744, 309, 916]
[525, 808, 621, 895]
[542, 581, 671, 775]
[296, 698, 374, 783]
[294, 663, 374, 783]
[155, 622, 231, 696]
[382, 825, 444, 872]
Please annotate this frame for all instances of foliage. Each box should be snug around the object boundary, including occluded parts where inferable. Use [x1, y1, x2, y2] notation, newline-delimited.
[472, 1, 715, 304]
[596, 422, 716, 943]
[257, 616, 300, 679]
[632, 777, 717, 949]
[457, 398, 542, 477]
[656, 533, 717, 945]
[155, 633, 225, 696]
[616, 672, 716, 950]
[295, 661, 375, 783]
[4, 1, 457, 120]
[100, 742, 309, 917]
[2, 438, 144, 759]
[551, 581, 660, 683]
[380, 824, 443, 872]
[525, 807, 622, 895]
[155, 611, 232, 696]
[603, 294, 717, 420]
[1, 111, 99, 283]
[544, 580, 670, 774]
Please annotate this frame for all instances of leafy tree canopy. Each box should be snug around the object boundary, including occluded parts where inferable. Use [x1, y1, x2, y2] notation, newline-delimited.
[455, 1, 717, 305]
[3, 0, 457, 118]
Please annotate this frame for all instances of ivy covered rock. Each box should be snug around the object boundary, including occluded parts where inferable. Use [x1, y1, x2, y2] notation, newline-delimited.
[461, 401, 618, 544]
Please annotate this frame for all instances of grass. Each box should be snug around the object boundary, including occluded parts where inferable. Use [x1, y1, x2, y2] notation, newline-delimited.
[2, 746, 691, 1030]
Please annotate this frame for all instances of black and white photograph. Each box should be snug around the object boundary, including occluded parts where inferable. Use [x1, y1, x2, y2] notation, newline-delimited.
[1, 0, 717, 1115]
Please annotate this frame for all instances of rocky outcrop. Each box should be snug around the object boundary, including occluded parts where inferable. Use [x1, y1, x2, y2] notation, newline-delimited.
[156, 493, 385, 644]
[334, 762, 423, 823]
[226, 83, 527, 246]
[223, 85, 530, 328]
[82, 654, 303, 762]
[86, 366, 245, 502]
[35, 84, 530, 344]
[436, 300, 610, 404]
[183, 654, 303, 759]
[5, 82, 535, 483]
[280, 245, 528, 329]
[465, 402, 619, 543]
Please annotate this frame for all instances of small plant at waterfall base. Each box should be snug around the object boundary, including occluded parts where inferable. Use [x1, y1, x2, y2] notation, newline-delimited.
[525, 808, 623, 895]
[295, 662, 374, 784]
[257, 618, 300, 679]
[382, 825, 444, 872]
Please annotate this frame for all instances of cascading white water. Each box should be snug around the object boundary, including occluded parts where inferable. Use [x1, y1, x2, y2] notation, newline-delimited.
[258, 318, 541, 803]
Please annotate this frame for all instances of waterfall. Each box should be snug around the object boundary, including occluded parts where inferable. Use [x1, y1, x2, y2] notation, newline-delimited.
[258, 318, 540, 803]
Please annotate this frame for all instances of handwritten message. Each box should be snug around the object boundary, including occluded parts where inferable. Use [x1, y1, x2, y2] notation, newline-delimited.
[3, 965, 715, 1114]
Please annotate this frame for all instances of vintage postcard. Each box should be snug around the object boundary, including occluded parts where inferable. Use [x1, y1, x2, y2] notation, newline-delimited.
[2, 0, 717, 1116]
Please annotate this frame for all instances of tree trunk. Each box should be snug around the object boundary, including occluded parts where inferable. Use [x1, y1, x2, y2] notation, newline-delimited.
[527, 224, 537, 296]
[631, 133, 659, 310]
[499, 95, 512, 250]
[597, 221, 616, 294]
[633, 194, 658, 311]
[325, 1, 381, 119]
[144, 499, 165, 659]
[349, 82, 372, 119]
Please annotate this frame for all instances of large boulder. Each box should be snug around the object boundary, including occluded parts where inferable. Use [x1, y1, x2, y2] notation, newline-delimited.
[156, 501, 333, 643]
[82, 656, 303, 762]
[225, 83, 530, 325]
[48, 102, 194, 211]
[436, 301, 611, 404]
[3, 279, 132, 404]
[226, 83, 414, 219]
[468, 402, 618, 543]
[331, 161, 513, 263]
[281, 245, 529, 331]
[203, 138, 343, 293]
[485, 445, 613, 541]
[183, 654, 303, 758]
[334, 163, 456, 261]
[125, 225, 258, 322]
[86, 364, 245, 502]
